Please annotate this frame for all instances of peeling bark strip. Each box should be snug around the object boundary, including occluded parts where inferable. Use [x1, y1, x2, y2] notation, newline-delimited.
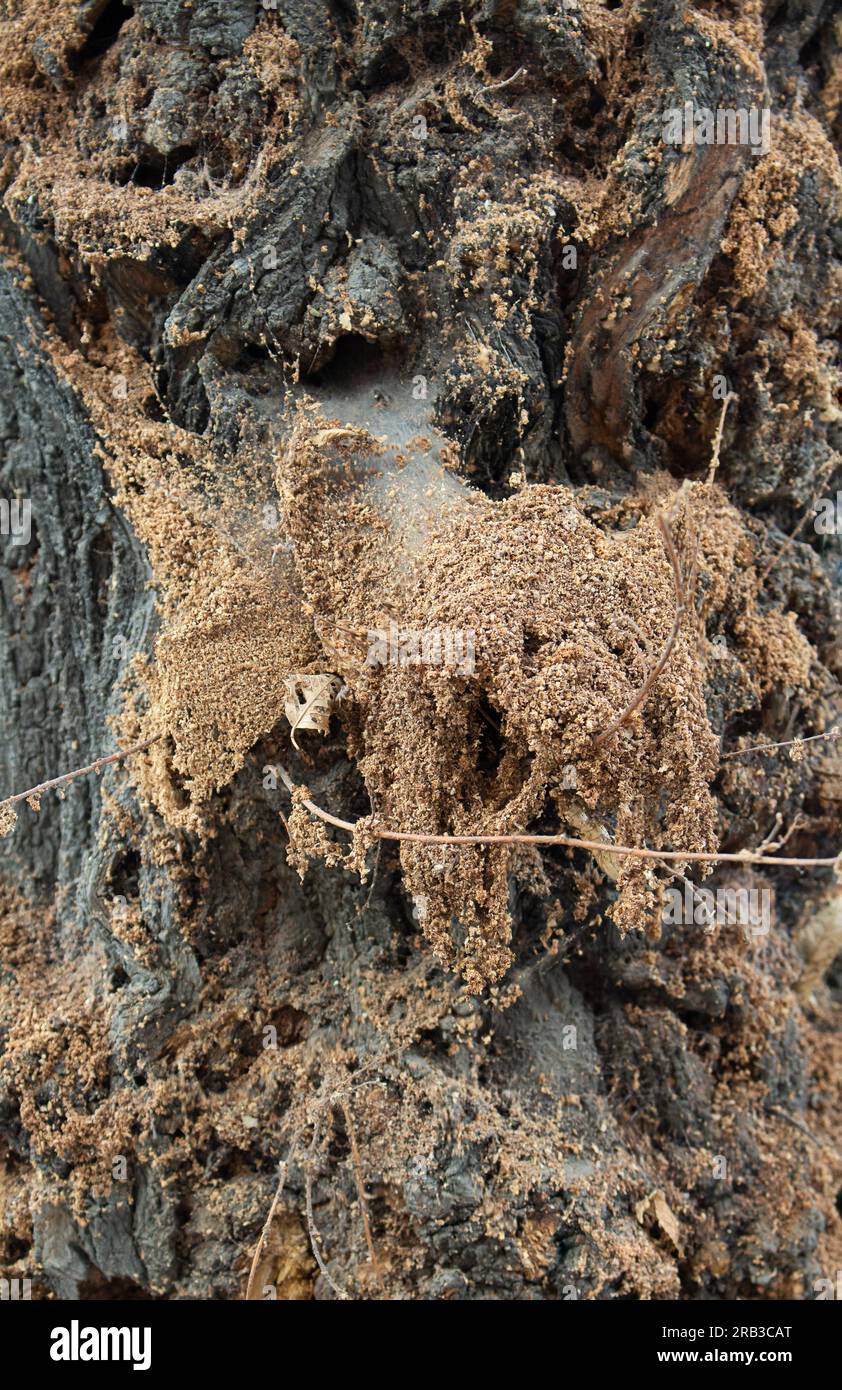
[566, 141, 749, 461]
[0, 0, 841, 1307]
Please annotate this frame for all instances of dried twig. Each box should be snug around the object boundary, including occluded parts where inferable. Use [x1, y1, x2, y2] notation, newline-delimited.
[478, 66, 526, 94]
[277, 766, 840, 870]
[304, 1108, 350, 1301]
[244, 1125, 305, 1301]
[359, 830, 383, 917]
[721, 728, 840, 759]
[758, 814, 804, 855]
[755, 813, 784, 855]
[707, 390, 736, 486]
[0, 735, 164, 816]
[757, 497, 820, 590]
[244, 1079, 388, 1302]
[340, 1098, 386, 1298]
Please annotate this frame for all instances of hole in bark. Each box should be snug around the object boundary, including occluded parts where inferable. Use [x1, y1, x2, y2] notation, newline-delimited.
[235, 342, 275, 378]
[359, 46, 411, 92]
[572, 89, 606, 128]
[76, 0, 133, 63]
[766, 1, 791, 36]
[267, 1005, 309, 1047]
[476, 699, 506, 781]
[798, 24, 825, 72]
[116, 147, 197, 188]
[329, 0, 357, 44]
[91, 525, 113, 619]
[78, 1272, 155, 1299]
[302, 333, 390, 388]
[110, 848, 140, 898]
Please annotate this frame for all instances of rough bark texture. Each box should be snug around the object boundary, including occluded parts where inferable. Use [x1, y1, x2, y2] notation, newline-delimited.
[1, 0, 841, 1301]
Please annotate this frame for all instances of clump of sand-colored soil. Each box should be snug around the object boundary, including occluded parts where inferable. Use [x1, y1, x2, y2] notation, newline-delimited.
[37, 320, 817, 990]
[269, 411, 813, 989]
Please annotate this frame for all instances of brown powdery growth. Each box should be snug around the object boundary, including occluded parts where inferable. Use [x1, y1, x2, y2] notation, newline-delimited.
[25, 313, 818, 990]
[141, 555, 315, 826]
[272, 411, 814, 990]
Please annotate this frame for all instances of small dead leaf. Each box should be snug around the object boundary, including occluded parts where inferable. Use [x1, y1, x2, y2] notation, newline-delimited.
[796, 895, 842, 1008]
[518, 1212, 559, 1281]
[634, 1189, 683, 1257]
[246, 1211, 315, 1301]
[0, 805, 18, 838]
[283, 673, 343, 750]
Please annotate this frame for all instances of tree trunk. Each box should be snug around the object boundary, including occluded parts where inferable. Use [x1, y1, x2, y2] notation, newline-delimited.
[1, 0, 841, 1301]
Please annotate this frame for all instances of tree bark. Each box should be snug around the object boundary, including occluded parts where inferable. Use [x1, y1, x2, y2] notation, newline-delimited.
[1, 0, 841, 1301]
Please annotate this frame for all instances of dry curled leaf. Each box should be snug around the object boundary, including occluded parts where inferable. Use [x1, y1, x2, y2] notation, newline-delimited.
[246, 1211, 315, 1301]
[283, 673, 344, 750]
[0, 805, 18, 838]
[796, 895, 842, 1008]
[635, 1190, 683, 1257]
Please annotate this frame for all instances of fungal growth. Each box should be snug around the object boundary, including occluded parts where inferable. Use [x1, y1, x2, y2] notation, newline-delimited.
[279, 413, 817, 987]
[112, 386, 811, 992]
